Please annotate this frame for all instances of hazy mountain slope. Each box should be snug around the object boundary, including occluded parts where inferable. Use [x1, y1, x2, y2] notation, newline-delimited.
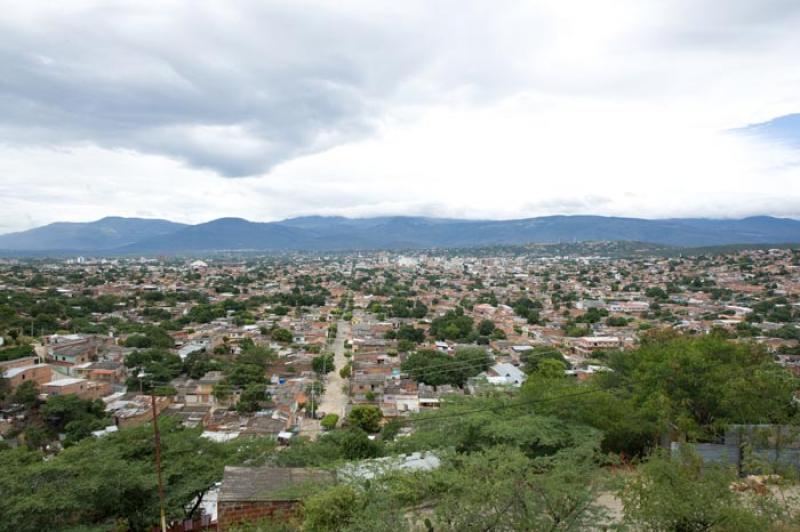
[275, 215, 800, 248]
[2, 215, 799, 253]
[116, 218, 309, 252]
[0, 217, 187, 251]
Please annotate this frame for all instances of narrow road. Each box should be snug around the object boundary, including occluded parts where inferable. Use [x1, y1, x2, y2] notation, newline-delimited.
[298, 320, 350, 438]
[317, 320, 350, 421]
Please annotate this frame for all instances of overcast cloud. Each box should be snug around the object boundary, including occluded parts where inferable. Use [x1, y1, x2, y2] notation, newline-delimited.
[1, 0, 800, 233]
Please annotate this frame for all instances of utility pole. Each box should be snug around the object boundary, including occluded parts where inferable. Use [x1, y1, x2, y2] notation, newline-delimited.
[151, 393, 167, 532]
[310, 380, 315, 420]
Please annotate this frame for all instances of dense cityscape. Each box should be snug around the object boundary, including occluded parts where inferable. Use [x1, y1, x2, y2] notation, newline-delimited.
[2, 246, 800, 529]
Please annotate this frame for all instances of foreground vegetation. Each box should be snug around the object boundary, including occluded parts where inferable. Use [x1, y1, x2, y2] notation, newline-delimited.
[2, 333, 800, 531]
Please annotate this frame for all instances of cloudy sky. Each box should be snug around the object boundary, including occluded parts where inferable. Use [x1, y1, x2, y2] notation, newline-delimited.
[1, 0, 800, 233]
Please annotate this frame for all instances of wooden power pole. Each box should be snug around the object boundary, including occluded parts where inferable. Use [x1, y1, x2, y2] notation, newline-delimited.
[151, 393, 167, 532]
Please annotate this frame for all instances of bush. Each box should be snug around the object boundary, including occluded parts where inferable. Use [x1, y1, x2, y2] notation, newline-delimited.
[320, 413, 339, 431]
[347, 405, 383, 433]
[271, 328, 293, 343]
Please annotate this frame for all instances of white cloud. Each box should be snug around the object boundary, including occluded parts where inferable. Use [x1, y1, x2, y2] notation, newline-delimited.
[0, 0, 799, 232]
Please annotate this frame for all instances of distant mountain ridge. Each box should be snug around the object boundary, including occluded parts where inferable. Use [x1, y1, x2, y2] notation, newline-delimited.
[1, 215, 799, 253]
[0, 217, 188, 251]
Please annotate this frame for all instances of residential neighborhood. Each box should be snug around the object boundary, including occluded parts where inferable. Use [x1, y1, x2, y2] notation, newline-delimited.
[2, 246, 800, 529]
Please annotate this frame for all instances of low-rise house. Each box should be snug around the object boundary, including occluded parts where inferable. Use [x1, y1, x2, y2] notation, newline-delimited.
[3, 363, 53, 392]
[109, 394, 172, 428]
[75, 360, 126, 385]
[383, 380, 420, 415]
[217, 467, 333, 530]
[43, 377, 111, 400]
[608, 301, 650, 313]
[165, 403, 213, 428]
[483, 363, 527, 387]
[418, 383, 461, 409]
[571, 336, 621, 355]
[45, 334, 113, 367]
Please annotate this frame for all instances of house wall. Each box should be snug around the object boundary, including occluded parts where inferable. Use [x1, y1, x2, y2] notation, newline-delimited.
[217, 500, 298, 530]
[7, 365, 53, 391]
[0, 356, 39, 371]
[43, 380, 110, 400]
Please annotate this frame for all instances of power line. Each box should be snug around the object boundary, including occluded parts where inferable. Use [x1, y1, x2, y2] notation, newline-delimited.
[403, 388, 602, 424]
[300, 387, 606, 433]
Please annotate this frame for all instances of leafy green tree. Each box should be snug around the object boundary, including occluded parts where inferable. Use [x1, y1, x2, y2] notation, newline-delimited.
[123, 325, 174, 349]
[213, 382, 233, 401]
[320, 413, 339, 431]
[0, 418, 276, 531]
[302, 485, 360, 532]
[537, 358, 567, 379]
[237, 384, 268, 413]
[645, 287, 669, 301]
[398, 395, 601, 458]
[312, 353, 335, 375]
[347, 405, 383, 433]
[521, 346, 567, 374]
[125, 349, 183, 392]
[275, 428, 382, 467]
[525, 333, 800, 456]
[12, 380, 40, 409]
[183, 349, 222, 379]
[401, 347, 489, 387]
[430, 309, 474, 341]
[23, 425, 48, 451]
[426, 446, 606, 531]
[603, 333, 799, 443]
[606, 316, 631, 327]
[271, 328, 293, 343]
[0, 343, 35, 362]
[478, 319, 496, 336]
[620, 448, 777, 531]
[395, 325, 425, 344]
[41, 395, 110, 446]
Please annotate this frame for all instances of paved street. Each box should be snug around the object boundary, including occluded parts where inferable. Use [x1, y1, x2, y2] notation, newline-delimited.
[317, 320, 350, 421]
[298, 320, 350, 438]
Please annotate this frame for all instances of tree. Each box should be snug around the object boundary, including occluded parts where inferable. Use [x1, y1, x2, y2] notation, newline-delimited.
[302, 485, 360, 532]
[271, 328, 293, 343]
[237, 384, 268, 413]
[523, 333, 800, 456]
[41, 394, 110, 446]
[537, 358, 567, 379]
[125, 349, 183, 392]
[122, 325, 174, 349]
[606, 316, 630, 327]
[521, 346, 567, 375]
[478, 319, 496, 336]
[401, 347, 490, 387]
[213, 382, 233, 401]
[395, 325, 425, 344]
[12, 380, 40, 409]
[348, 405, 383, 433]
[312, 353, 335, 375]
[430, 310, 474, 341]
[23, 425, 48, 451]
[0, 368, 8, 402]
[645, 287, 669, 301]
[320, 413, 339, 431]
[620, 448, 776, 531]
[0, 417, 276, 531]
[427, 445, 606, 531]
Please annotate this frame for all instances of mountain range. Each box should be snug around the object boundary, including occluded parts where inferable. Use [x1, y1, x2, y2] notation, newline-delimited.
[0, 215, 799, 254]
